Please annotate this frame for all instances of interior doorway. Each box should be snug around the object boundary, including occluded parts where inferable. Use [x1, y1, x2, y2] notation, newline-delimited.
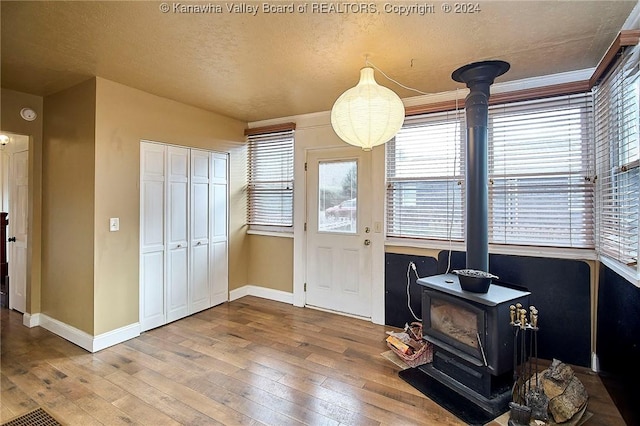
[0, 131, 29, 313]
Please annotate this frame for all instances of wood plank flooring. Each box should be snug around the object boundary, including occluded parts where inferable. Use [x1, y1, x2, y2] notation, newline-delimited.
[0, 297, 626, 425]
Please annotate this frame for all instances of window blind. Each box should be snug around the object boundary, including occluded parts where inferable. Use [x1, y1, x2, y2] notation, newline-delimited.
[488, 94, 595, 248]
[386, 110, 465, 240]
[247, 129, 294, 227]
[386, 93, 595, 248]
[595, 46, 640, 268]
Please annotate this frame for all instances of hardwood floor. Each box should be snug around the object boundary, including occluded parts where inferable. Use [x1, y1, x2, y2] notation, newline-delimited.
[0, 297, 626, 425]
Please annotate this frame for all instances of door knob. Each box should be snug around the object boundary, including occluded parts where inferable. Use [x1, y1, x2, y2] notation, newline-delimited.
[364, 239, 371, 246]
[7, 237, 16, 242]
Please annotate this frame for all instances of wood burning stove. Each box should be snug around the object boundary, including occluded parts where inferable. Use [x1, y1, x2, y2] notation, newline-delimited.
[417, 273, 530, 415]
[399, 60, 525, 420]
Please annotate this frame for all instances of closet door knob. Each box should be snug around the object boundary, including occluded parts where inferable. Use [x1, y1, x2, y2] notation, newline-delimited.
[7, 237, 16, 242]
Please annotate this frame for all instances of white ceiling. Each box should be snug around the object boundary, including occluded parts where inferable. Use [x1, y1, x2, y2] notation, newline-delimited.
[1, 1, 638, 123]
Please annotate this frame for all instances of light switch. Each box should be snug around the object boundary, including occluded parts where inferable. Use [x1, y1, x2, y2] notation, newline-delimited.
[110, 218, 120, 232]
[374, 221, 383, 233]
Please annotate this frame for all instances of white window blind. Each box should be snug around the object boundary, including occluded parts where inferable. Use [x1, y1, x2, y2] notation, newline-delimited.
[386, 93, 595, 248]
[488, 94, 595, 248]
[247, 129, 294, 227]
[386, 110, 465, 240]
[595, 46, 640, 268]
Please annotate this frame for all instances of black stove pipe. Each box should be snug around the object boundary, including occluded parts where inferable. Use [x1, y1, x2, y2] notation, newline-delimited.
[452, 61, 510, 273]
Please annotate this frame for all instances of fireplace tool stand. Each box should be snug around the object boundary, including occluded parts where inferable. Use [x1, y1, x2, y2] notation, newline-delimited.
[508, 304, 545, 426]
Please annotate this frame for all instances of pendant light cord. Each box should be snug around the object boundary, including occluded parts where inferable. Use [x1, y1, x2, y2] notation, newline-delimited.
[365, 58, 461, 274]
[444, 90, 461, 274]
[365, 59, 432, 95]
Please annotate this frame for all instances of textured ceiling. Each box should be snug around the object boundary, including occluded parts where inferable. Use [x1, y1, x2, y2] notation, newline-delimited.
[1, 1, 638, 122]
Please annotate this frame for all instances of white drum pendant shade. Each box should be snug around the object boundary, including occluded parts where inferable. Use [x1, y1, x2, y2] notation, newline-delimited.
[331, 67, 405, 151]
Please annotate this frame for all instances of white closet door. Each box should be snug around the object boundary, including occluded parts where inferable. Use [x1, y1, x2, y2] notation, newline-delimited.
[190, 149, 211, 314]
[166, 146, 189, 322]
[210, 153, 228, 307]
[140, 142, 166, 331]
[141, 142, 229, 330]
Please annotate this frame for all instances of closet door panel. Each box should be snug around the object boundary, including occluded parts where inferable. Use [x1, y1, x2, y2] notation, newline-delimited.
[210, 153, 228, 306]
[210, 241, 228, 306]
[141, 182, 164, 249]
[166, 147, 189, 322]
[141, 251, 165, 330]
[140, 142, 166, 331]
[190, 244, 209, 312]
[190, 150, 211, 313]
[166, 247, 188, 322]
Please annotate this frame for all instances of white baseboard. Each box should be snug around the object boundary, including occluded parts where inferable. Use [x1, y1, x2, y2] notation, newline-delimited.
[38, 314, 94, 352]
[229, 286, 250, 301]
[93, 323, 141, 352]
[26, 313, 140, 353]
[591, 352, 600, 372]
[22, 312, 41, 328]
[229, 285, 293, 304]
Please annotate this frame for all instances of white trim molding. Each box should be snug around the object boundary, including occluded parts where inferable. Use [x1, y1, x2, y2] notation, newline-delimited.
[22, 312, 41, 328]
[37, 314, 94, 352]
[591, 352, 600, 372]
[93, 323, 141, 352]
[229, 285, 294, 304]
[247, 229, 294, 238]
[600, 255, 640, 287]
[22, 313, 140, 353]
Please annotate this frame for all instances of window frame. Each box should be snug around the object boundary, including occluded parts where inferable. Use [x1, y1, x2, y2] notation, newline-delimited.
[594, 45, 640, 283]
[385, 93, 596, 255]
[246, 126, 295, 233]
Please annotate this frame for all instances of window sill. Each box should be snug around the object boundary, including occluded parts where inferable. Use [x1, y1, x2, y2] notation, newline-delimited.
[385, 237, 598, 261]
[247, 229, 294, 238]
[599, 255, 640, 287]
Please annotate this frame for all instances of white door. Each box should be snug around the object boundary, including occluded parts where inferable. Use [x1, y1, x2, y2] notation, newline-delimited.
[141, 142, 229, 331]
[140, 142, 166, 331]
[306, 147, 373, 318]
[8, 149, 28, 313]
[210, 153, 228, 307]
[189, 149, 211, 314]
[166, 146, 190, 323]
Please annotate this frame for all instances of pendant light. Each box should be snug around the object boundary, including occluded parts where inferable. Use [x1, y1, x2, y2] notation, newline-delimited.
[330, 67, 405, 151]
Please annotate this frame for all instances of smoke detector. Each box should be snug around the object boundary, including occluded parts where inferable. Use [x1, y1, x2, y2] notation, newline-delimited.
[20, 107, 37, 121]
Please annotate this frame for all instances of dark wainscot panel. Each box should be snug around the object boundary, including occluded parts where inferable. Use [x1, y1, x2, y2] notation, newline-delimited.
[385, 253, 438, 328]
[597, 264, 640, 426]
[384, 251, 591, 367]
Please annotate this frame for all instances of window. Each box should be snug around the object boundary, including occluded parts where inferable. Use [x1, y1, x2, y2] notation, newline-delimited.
[595, 46, 640, 270]
[318, 160, 357, 234]
[386, 111, 464, 240]
[386, 93, 595, 249]
[247, 126, 295, 228]
[488, 95, 594, 248]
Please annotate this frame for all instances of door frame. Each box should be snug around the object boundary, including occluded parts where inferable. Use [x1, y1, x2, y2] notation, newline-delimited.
[0, 131, 30, 315]
[293, 144, 386, 324]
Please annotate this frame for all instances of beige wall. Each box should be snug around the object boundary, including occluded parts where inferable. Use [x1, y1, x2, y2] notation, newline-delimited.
[1, 88, 44, 315]
[94, 77, 247, 334]
[248, 235, 293, 292]
[42, 79, 97, 333]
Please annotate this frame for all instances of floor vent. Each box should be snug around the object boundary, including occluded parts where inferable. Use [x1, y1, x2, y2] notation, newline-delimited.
[2, 408, 62, 426]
